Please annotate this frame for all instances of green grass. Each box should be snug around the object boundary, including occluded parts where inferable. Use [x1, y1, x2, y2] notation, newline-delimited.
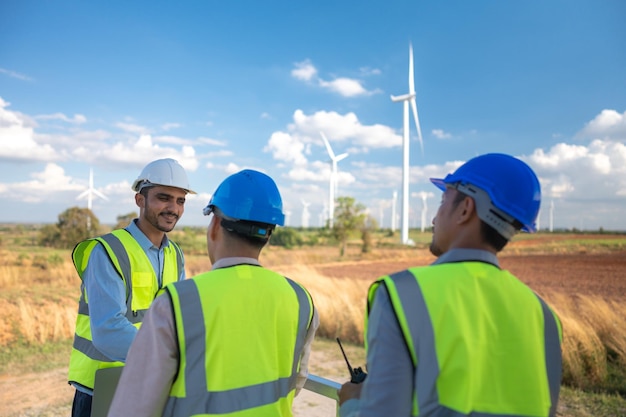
[559, 386, 626, 416]
[0, 338, 72, 374]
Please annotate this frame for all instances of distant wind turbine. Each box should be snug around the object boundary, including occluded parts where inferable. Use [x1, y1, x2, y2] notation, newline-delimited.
[320, 131, 348, 228]
[301, 199, 311, 228]
[419, 191, 429, 233]
[391, 42, 423, 245]
[391, 191, 398, 232]
[77, 168, 108, 211]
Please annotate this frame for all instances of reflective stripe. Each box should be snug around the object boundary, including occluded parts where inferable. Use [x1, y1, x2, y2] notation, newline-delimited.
[172, 241, 183, 279]
[387, 270, 440, 415]
[100, 233, 132, 298]
[165, 277, 313, 416]
[537, 296, 562, 416]
[384, 269, 562, 417]
[72, 334, 117, 363]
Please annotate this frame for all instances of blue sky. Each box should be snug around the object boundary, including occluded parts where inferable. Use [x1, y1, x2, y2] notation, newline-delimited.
[1, 1, 625, 232]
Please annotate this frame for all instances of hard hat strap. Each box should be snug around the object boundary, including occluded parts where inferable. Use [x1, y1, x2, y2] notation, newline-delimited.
[452, 183, 517, 240]
[220, 218, 274, 240]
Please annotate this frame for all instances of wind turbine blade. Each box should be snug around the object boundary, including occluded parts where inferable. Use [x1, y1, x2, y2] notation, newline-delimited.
[76, 190, 89, 200]
[335, 153, 349, 162]
[93, 189, 108, 200]
[319, 131, 336, 159]
[409, 43, 415, 94]
[410, 97, 424, 155]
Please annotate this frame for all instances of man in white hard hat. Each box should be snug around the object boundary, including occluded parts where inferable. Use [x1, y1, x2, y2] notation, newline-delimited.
[68, 158, 195, 417]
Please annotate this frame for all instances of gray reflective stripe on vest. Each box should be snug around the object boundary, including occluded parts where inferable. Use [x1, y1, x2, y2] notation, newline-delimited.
[165, 278, 312, 416]
[72, 334, 117, 363]
[537, 296, 562, 417]
[387, 270, 441, 414]
[387, 270, 562, 417]
[100, 233, 132, 299]
[171, 241, 184, 279]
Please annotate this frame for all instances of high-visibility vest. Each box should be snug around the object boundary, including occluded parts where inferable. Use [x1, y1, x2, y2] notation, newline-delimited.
[68, 229, 183, 391]
[163, 265, 314, 417]
[367, 262, 562, 417]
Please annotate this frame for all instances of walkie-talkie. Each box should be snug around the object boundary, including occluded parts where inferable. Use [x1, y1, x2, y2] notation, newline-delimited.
[336, 337, 367, 384]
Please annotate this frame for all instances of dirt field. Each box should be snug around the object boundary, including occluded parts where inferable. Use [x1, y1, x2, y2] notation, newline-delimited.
[315, 252, 626, 301]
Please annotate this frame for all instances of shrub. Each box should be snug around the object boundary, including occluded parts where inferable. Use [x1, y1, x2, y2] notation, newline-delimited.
[270, 228, 303, 249]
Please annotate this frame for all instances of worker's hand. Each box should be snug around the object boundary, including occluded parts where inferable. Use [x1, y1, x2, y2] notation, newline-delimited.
[338, 381, 363, 405]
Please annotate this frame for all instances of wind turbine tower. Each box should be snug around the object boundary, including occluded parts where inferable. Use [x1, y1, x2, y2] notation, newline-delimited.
[320, 131, 348, 228]
[391, 191, 398, 231]
[391, 43, 424, 245]
[419, 192, 428, 233]
[301, 200, 311, 228]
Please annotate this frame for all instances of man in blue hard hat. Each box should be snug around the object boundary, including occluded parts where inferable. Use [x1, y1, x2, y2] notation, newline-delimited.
[338, 153, 562, 417]
[108, 169, 319, 417]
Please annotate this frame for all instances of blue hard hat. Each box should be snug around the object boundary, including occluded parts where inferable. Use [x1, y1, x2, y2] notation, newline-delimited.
[430, 153, 541, 233]
[205, 169, 285, 226]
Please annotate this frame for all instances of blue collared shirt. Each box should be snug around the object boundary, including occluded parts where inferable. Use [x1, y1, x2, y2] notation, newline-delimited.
[75, 220, 185, 394]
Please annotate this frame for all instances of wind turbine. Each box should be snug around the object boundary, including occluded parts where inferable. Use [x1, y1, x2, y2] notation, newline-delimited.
[301, 199, 311, 228]
[320, 131, 348, 228]
[391, 43, 424, 245]
[391, 191, 398, 232]
[419, 191, 429, 233]
[77, 168, 108, 211]
[76, 168, 108, 230]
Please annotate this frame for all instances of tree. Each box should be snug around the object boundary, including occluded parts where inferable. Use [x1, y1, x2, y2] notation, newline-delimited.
[361, 215, 378, 254]
[39, 206, 101, 249]
[270, 227, 303, 249]
[333, 196, 367, 256]
[114, 212, 138, 230]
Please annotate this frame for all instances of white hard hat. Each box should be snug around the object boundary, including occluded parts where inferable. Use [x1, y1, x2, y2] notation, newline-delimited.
[131, 158, 196, 194]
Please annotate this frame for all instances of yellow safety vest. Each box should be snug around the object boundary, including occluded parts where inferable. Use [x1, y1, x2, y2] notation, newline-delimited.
[367, 262, 562, 417]
[164, 265, 314, 417]
[68, 229, 183, 391]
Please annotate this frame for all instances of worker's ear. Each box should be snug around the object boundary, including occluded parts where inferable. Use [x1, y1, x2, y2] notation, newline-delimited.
[208, 215, 220, 241]
[456, 195, 476, 225]
[134, 192, 144, 208]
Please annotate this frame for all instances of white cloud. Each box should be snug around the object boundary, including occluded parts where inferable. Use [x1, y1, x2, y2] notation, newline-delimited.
[579, 109, 626, 140]
[289, 109, 401, 148]
[0, 68, 33, 81]
[292, 60, 379, 97]
[318, 78, 371, 97]
[0, 98, 59, 162]
[36, 113, 87, 124]
[198, 137, 228, 147]
[0, 163, 84, 202]
[161, 122, 181, 131]
[291, 60, 317, 81]
[528, 139, 626, 200]
[432, 129, 452, 139]
[264, 131, 308, 165]
[115, 121, 149, 135]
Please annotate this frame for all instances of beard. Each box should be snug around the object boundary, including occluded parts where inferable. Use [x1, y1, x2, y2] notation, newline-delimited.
[143, 201, 179, 233]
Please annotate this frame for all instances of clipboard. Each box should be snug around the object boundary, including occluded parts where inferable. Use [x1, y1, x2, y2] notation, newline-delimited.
[91, 367, 123, 417]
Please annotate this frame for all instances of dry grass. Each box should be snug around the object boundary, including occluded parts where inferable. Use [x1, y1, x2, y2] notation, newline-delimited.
[1, 241, 626, 396]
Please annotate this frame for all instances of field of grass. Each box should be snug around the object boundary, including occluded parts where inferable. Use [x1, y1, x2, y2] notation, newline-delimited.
[1, 224, 625, 416]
